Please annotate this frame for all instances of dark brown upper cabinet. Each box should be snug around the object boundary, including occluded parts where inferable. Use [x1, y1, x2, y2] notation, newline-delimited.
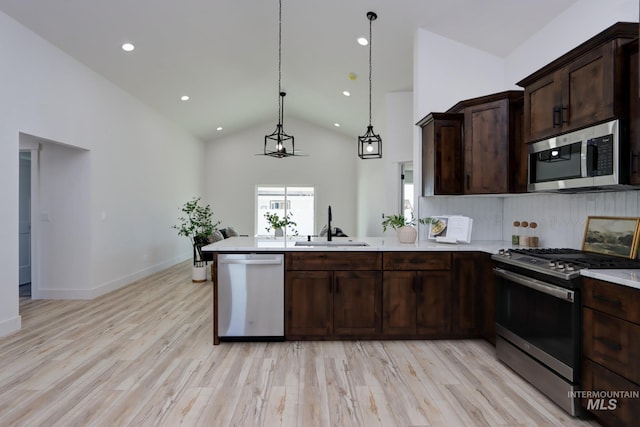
[447, 91, 525, 194]
[517, 22, 638, 143]
[418, 91, 525, 195]
[417, 112, 464, 195]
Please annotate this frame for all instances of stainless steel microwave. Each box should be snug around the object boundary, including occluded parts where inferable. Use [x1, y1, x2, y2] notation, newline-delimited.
[528, 119, 633, 192]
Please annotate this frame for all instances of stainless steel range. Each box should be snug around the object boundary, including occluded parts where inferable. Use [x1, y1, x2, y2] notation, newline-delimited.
[492, 248, 640, 416]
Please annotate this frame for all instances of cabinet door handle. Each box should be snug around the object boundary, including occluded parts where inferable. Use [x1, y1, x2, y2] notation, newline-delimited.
[466, 174, 470, 190]
[552, 106, 562, 127]
[593, 293, 622, 307]
[561, 106, 568, 124]
[595, 336, 622, 352]
[335, 277, 339, 294]
[412, 276, 416, 292]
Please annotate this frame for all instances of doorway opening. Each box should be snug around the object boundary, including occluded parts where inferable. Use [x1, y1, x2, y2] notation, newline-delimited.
[19, 151, 32, 298]
[400, 162, 414, 221]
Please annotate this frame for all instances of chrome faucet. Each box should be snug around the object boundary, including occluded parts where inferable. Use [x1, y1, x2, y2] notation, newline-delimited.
[327, 205, 332, 241]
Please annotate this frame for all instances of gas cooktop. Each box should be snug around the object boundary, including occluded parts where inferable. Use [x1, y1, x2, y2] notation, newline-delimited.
[492, 247, 640, 280]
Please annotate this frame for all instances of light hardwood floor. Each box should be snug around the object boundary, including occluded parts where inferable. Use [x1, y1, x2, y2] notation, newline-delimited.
[0, 261, 600, 427]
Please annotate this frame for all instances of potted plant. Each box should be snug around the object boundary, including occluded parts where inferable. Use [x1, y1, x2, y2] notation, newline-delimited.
[264, 211, 298, 237]
[382, 214, 434, 243]
[173, 197, 220, 282]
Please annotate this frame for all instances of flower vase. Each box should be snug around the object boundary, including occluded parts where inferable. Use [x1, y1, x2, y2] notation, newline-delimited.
[397, 226, 417, 243]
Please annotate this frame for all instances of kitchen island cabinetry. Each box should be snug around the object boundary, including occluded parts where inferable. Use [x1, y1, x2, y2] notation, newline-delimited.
[285, 252, 382, 339]
[382, 252, 452, 337]
[517, 22, 637, 143]
[582, 276, 640, 426]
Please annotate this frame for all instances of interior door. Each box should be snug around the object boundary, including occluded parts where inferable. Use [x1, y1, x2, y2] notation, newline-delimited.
[19, 152, 31, 286]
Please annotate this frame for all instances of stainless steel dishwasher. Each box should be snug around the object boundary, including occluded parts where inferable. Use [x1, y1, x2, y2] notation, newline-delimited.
[217, 253, 284, 340]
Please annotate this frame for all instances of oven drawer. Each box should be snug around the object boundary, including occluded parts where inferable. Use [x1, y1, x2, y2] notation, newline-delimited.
[583, 307, 640, 383]
[583, 277, 640, 323]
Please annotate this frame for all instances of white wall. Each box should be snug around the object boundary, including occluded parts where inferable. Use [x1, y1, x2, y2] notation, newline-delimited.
[413, 0, 639, 247]
[357, 91, 414, 237]
[204, 117, 358, 237]
[506, 0, 638, 84]
[0, 11, 204, 337]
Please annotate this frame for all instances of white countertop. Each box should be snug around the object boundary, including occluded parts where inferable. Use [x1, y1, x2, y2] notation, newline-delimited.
[580, 269, 640, 290]
[201, 236, 509, 254]
[203, 237, 640, 290]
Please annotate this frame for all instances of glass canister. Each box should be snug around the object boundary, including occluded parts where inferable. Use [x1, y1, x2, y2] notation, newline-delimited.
[512, 221, 520, 245]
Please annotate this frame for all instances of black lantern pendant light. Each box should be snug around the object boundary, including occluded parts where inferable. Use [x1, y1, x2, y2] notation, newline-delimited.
[264, 0, 295, 158]
[358, 11, 382, 159]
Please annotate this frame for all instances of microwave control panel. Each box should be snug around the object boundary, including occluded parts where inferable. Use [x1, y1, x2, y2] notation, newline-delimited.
[587, 135, 613, 176]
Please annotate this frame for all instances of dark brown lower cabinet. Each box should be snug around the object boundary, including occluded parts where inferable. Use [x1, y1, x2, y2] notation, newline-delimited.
[416, 271, 452, 336]
[583, 360, 640, 427]
[285, 271, 332, 336]
[285, 269, 381, 337]
[452, 252, 490, 337]
[382, 270, 451, 337]
[284, 251, 493, 343]
[333, 271, 381, 336]
[582, 277, 640, 426]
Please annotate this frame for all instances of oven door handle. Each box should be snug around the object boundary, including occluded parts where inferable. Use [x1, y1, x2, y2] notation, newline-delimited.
[494, 267, 575, 302]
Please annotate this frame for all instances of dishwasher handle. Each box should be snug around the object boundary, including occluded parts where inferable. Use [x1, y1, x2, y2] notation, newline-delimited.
[218, 256, 283, 265]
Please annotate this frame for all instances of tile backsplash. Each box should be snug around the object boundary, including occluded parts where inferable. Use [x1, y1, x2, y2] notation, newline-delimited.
[419, 191, 640, 249]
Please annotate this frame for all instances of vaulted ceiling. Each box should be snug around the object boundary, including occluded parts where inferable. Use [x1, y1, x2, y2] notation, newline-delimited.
[0, 0, 579, 141]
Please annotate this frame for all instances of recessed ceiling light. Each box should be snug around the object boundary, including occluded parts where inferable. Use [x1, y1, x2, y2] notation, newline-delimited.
[342, 91, 350, 97]
[357, 37, 368, 46]
[180, 95, 190, 101]
[121, 43, 135, 52]
[216, 127, 223, 131]
[334, 123, 341, 127]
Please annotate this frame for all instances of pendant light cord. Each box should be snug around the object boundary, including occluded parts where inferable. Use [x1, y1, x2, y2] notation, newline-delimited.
[277, 0, 282, 125]
[368, 13, 372, 127]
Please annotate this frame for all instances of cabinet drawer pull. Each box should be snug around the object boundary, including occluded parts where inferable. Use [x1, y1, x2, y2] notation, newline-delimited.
[595, 336, 622, 352]
[561, 106, 568, 124]
[593, 293, 622, 307]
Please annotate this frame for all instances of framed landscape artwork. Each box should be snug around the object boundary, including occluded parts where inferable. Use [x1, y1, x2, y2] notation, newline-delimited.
[582, 216, 640, 259]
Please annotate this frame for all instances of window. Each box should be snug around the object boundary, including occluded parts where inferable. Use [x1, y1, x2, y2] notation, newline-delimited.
[256, 186, 315, 236]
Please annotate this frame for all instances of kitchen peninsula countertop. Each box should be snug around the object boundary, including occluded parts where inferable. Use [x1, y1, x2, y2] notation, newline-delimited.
[203, 237, 640, 291]
[201, 236, 508, 253]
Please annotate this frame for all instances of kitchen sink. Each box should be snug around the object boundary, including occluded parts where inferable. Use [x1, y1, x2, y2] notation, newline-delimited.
[294, 241, 370, 247]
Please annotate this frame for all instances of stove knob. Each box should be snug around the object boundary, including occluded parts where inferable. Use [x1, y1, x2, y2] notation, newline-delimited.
[556, 261, 565, 269]
[498, 249, 504, 255]
[548, 260, 556, 268]
[565, 263, 575, 271]
[505, 250, 512, 257]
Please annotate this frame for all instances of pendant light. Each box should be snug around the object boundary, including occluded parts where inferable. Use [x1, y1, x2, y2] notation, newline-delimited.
[264, 0, 295, 158]
[358, 11, 382, 159]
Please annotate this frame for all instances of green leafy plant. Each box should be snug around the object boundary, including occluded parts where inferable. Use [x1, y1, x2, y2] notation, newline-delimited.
[264, 211, 298, 235]
[382, 213, 435, 232]
[173, 197, 220, 261]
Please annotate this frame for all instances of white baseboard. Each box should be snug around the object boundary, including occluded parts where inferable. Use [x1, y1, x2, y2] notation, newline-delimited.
[0, 315, 22, 338]
[36, 255, 191, 300]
